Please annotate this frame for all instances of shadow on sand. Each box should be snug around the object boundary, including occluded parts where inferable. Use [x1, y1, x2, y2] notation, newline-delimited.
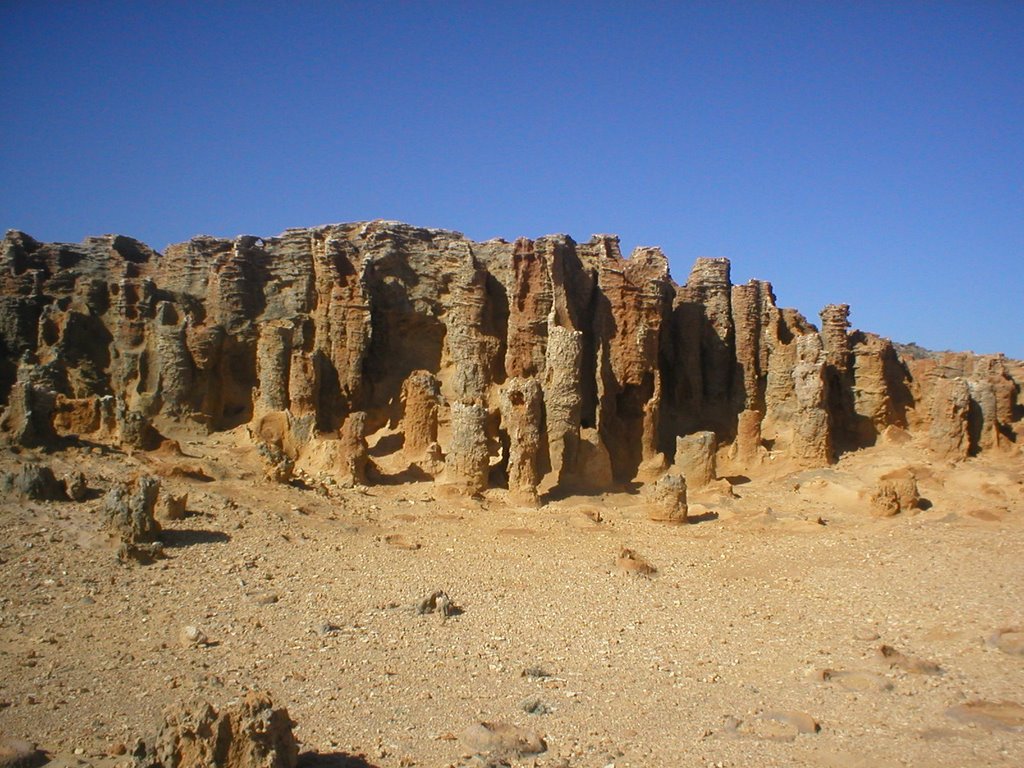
[299, 751, 381, 768]
[161, 529, 231, 548]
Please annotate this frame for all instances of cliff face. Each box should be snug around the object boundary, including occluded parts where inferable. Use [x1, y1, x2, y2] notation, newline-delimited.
[1, 221, 1020, 494]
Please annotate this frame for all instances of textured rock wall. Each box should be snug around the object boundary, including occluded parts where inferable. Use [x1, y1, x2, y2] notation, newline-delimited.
[2, 221, 1020, 499]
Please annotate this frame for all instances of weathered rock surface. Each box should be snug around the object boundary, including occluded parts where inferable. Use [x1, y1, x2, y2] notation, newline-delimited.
[499, 377, 545, 504]
[646, 472, 688, 523]
[460, 721, 546, 756]
[1, 222, 1019, 499]
[158, 491, 188, 521]
[105, 475, 163, 561]
[132, 691, 298, 768]
[443, 402, 490, 495]
[399, 370, 441, 462]
[0, 739, 46, 768]
[9, 463, 66, 501]
[62, 469, 88, 501]
[674, 431, 717, 490]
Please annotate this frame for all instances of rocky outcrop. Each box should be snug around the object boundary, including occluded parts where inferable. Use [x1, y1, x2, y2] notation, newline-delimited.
[3, 463, 66, 501]
[543, 323, 584, 487]
[399, 370, 441, 461]
[732, 408, 766, 465]
[870, 475, 919, 517]
[1, 221, 1019, 502]
[336, 411, 369, 487]
[647, 473, 688, 523]
[674, 431, 717, 490]
[791, 334, 834, 465]
[442, 402, 490, 494]
[132, 691, 298, 768]
[105, 475, 163, 562]
[499, 377, 545, 504]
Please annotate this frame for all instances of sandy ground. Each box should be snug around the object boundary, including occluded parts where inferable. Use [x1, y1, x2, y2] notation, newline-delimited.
[1, 430, 1022, 768]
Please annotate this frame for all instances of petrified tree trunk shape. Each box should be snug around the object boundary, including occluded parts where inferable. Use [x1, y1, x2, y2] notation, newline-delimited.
[337, 411, 369, 486]
[641, 372, 662, 460]
[733, 408, 765, 465]
[443, 401, 490, 494]
[133, 691, 299, 768]
[115, 398, 162, 450]
[819, 303, 857, 447]
[665, 296, 705, 431]
[447, 253, 492, 403]
[287, 344, 319, 417]
[849, 334, 911, 445]
[105, 475, 162, 544]
[106, 279, 152, 415]
[400, 370, 441, 457]
[675, 431, 717, 490]
[982, 357, 1020, 429]
[927, 376, 971, 460]
[184, 321, 224, 416]
[505, 238, 553, 379]
[730, 280, 774, 412]
[647, 472, 688, 523]
[500, 377, 545, 503]
[791, 334, 834, 465]
[819, 304, 852, 372]
[593, 243, 671, 481]
[967, 378, 1001, 452]
[543, 322, 583, 487]
[153, 301, 193, 415]
[279, 229, 371, 433]
[316, 233, 372, 416]
[255, 321, 293, 413]
[762, 308, 817, 438]
[683, 257, 734, 405]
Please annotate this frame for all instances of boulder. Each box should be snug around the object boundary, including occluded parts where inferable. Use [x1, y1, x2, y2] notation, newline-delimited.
[131, 691, 298, 768]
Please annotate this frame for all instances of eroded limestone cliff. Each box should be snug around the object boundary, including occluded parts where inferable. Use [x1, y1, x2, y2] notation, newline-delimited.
[1, 221, 1020, 497]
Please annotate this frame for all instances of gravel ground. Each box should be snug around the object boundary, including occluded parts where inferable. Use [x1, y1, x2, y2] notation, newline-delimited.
[1, 433, 1022, 768]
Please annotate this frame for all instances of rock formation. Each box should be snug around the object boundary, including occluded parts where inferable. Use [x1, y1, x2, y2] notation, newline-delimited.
[646, 472, 688, 523]
[131, 691, 298, 768]
[790, 334, 834, 465]
[3, 463, 66, 501]
[0, 221, 1019, 500]
[869, 471, 920, 517]
[105, 475, 163, 562]
[499, 376, 545, 504]
[674, 431, 717, 490]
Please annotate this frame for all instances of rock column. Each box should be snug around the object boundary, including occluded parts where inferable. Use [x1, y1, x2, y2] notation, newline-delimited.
[791, 334, 833, 464]
[500, 377, 545, 504]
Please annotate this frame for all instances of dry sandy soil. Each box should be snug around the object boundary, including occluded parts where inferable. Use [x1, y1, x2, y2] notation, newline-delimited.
[1, 429, 1022, 768]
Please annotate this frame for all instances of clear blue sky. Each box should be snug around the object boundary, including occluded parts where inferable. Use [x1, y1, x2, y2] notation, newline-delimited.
[2, 1, 1021, 357]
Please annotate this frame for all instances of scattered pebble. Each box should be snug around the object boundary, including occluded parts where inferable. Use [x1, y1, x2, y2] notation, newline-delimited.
[520, 698, 551, 715]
